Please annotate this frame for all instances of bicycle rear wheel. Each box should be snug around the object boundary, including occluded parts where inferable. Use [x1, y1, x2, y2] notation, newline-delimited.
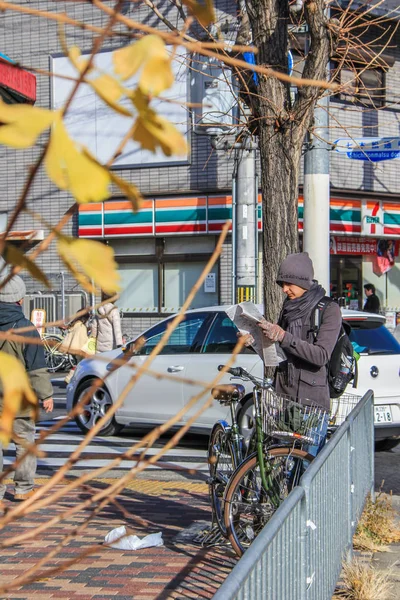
[43, 334, 67, 372]
[224, 447, 313, 556]
[208, 422, 239, 536]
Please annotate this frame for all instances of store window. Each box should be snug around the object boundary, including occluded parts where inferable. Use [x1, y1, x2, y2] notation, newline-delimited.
[164, 262, 218, 312]
[117, 263, 158, 312]
[114, 239, 220, 315]
[330, 256, 363, 309]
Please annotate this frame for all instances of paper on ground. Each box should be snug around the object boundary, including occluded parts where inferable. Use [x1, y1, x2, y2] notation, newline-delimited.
[226, 301, 283, 366]
[105, 525, 164, 550]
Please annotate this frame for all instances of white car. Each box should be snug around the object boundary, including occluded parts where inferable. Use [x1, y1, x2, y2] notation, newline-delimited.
[66, 306, 400, 450]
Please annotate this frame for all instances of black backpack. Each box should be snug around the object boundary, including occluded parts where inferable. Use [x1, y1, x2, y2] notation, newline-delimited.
[311, 297, 357, 399]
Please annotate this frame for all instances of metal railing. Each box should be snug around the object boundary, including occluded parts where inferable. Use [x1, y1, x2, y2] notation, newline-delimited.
[23, 291, 88, 332]
[213, 391, 374, 600]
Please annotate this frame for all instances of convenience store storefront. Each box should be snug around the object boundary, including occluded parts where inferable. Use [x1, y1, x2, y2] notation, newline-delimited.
[78, 194, 400, 316]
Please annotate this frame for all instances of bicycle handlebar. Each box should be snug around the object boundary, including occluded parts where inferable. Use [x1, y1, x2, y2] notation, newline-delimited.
[218, 364, 243, 377]
[218, 364, 265, 387]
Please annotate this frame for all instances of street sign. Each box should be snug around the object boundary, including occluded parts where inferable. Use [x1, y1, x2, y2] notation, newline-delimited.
[288, 24, 308, 34]
[334, 137, 400, 162]
[31, 308, 46, 337]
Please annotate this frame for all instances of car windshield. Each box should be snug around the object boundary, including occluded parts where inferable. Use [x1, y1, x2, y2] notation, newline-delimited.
[348, 321, 400, 355]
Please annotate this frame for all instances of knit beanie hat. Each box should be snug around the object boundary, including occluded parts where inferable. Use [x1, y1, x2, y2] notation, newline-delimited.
[0, 257, 26, 303]
[276, 252, 314, 290]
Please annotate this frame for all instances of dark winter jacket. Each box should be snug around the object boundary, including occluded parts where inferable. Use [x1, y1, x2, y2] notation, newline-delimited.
[0, 302, 53, 417]
[363, 293, 380, 314]
[276, 301, 342, 411]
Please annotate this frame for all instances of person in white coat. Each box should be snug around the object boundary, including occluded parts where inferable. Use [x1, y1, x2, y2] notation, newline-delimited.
[91, 295, 123, 353]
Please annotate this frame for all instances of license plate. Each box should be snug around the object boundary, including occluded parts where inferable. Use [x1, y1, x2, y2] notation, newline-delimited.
[374, 405, 393, 423]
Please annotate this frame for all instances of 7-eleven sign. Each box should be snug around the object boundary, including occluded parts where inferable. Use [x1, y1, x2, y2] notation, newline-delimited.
[362, 199, 384, 236]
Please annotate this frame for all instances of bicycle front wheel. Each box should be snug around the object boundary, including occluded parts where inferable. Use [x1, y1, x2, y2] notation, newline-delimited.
[208, 422, 239, 536]
[224, 447, 313, 556]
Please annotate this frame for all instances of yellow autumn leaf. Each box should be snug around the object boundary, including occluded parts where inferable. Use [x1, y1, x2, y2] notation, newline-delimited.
[130, 89, 187, 156]
[4, 245, 49, 287]
[132, 111, 187, 157]
[68, 45, 91, 74]
[45, 116, 111, 203]
[58, 237, 120, 295]
[109, 173, 143, 212]
[182, 0, 215, 26]
[0, 352, 37, 445]
[113, 35, 174, 96]
[89, 75, 132, 117]
[0, 99, 54, 149]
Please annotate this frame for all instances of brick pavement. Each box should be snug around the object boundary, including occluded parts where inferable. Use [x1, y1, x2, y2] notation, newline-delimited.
[0, 477, 238, 600]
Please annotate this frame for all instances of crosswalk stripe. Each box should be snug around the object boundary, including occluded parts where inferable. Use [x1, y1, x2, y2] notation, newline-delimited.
[4, 418, 209, 472]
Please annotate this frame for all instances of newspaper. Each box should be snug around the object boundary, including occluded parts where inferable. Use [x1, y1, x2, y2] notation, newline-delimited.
[226, 302, 283, 366]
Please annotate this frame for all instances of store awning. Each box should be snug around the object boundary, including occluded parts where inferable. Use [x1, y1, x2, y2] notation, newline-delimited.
[0, 52, 36, 104]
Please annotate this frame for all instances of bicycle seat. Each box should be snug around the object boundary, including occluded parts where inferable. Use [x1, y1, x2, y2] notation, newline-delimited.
[211, 384, 246, 404]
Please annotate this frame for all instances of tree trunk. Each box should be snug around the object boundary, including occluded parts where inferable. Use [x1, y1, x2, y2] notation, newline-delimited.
[258, 122, 301, 323]
[244, 0, 333, 323]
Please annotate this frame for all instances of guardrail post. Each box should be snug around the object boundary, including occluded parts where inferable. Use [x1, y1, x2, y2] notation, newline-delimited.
[300, 493, 308, 600]
[370, 393, 375, 502]
[347, 424, 354, 559]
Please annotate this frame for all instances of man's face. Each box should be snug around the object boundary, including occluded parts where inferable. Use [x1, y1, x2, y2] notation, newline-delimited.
[282, 282, 307, 300]
[365, 288, 372, 297]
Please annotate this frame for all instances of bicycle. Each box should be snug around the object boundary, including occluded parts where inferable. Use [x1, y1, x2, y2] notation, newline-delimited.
[42, 330, 76, 373]
[218, 366, 327, 557]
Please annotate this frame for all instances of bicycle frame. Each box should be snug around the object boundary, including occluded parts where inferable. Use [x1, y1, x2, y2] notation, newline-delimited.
[229, 370, 296, 507]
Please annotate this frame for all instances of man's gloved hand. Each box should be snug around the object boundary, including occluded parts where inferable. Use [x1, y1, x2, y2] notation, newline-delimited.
[258, 318, 285, 343]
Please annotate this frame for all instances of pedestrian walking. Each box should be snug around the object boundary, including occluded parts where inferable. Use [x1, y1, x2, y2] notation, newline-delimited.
[91, 294, 123, 353]
[258, 252, 342, 455]
[363, 283, 380, 314]
[61, 313, 90, 384]
[0, 258, 53, 503]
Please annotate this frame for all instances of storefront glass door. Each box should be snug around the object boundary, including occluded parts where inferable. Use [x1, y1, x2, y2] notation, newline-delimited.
[330, 256, 363, 310]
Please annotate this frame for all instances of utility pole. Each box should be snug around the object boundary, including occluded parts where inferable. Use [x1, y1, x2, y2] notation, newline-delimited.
[233, 139, 258, 303]
[303, 94, 330, 292]
[212, 135, 258, 304]
[303, 3, 331, 293]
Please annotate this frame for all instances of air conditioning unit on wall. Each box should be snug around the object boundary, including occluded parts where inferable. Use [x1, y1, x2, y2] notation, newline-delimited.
[190, 53, 239, 135]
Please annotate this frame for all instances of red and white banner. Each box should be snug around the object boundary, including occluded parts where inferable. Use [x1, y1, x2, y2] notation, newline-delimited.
[31, 309, 46, 337]
[330, 236, 399, 256]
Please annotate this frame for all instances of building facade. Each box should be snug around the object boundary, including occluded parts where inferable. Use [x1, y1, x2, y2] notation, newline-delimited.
[1, 1, 400, 336]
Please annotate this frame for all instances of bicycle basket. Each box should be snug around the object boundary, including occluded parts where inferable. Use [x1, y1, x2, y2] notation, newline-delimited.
[329, 394, 362, 427]
[261, 389, 328, 447]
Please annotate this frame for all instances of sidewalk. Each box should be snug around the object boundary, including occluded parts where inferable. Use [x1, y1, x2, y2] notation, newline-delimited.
[0, 475, 237, 600]
[370, 494, 400, 600]
[334, 495, 400, 600]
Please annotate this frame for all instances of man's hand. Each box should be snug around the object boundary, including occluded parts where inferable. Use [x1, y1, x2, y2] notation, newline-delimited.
[258, 318, 285, 343]
[43, 398, 54, 412]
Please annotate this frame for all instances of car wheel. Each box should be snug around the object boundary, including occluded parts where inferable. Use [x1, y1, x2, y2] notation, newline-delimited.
[73, 379, 124, 436]
[375, 438, 400, 452]
[237, 396, 255, 445]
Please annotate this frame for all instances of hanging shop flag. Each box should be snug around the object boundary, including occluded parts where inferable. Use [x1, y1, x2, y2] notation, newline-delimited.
[373, 239, 396, 276]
